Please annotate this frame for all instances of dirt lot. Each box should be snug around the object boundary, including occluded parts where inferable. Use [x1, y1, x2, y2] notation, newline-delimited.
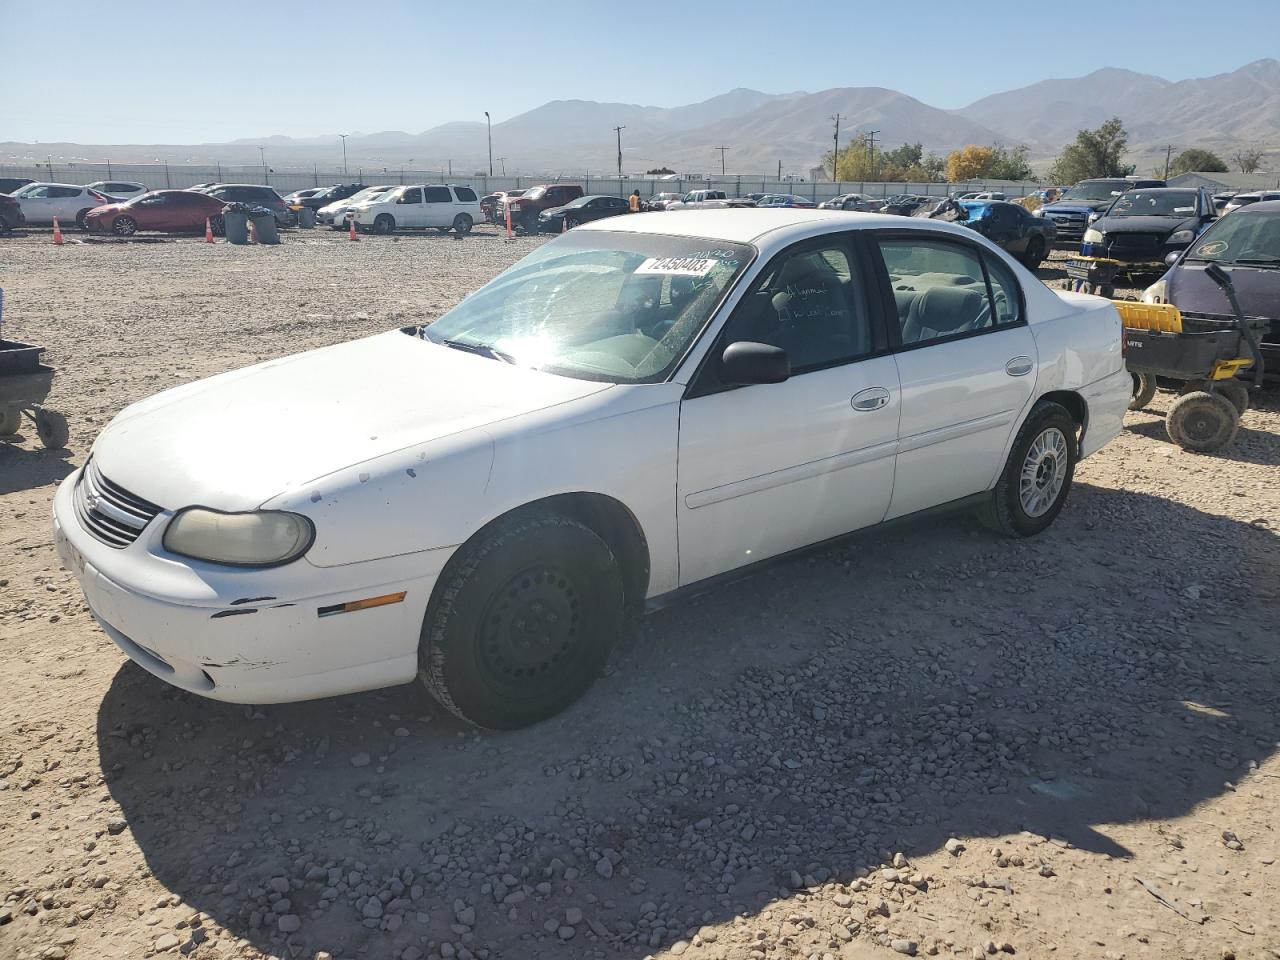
[1, 228, 1278, 960]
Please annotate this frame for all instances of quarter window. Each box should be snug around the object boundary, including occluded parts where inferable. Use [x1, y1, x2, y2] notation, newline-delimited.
[721, 241, 872, 372]
[452, 186, 477, 202]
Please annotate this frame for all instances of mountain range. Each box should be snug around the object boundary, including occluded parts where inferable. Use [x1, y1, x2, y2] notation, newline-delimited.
[5, 60, 1277, 177]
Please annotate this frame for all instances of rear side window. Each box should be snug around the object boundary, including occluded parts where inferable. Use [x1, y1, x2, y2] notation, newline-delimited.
[49, 186, 81, 198]
[452, 186, 477, 202]
[878, 237, 1021, 346]
[424, 187, 452, 203]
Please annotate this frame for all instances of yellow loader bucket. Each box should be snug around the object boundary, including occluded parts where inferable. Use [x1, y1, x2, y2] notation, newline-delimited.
[1113, 301, 1183, 333]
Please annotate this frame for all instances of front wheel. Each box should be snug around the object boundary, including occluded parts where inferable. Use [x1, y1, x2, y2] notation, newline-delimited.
[452, 214, 473, 234]
[1129, 370, 1158, 410]
[1022, 236, 1046, 270]
[978, 402, 1077, 537]
[112, 216, 137, 236]
[374, 213, 395, 235]
[419, 510, 624, 729]
[209, 215, 225, 237]
[1166, 391, 1238, 452]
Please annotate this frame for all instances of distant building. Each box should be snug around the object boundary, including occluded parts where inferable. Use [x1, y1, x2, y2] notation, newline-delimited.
[1168, 171, 1280, 192]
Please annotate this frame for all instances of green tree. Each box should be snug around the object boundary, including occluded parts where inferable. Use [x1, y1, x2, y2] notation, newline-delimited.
[1165, 148, 1227, 177]
[988, 144, 1032, 181]
[645, 166, 675, 175]
[1046, 118, 1129, 184]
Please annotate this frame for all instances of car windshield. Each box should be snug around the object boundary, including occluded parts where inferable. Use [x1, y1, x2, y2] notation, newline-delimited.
[1184, 209, 1280, 265]
[1107, 191, 1198, 217]
[563, 197, 591, 208]
[1063, 180, 1128, 201]
[523, 187, 547, 200]
[422, 231, 753, 383]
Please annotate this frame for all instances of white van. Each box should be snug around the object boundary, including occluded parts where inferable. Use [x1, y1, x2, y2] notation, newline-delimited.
[351, 184, 483, 234]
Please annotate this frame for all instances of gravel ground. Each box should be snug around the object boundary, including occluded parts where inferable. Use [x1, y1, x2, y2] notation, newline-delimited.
[1, 227, 1278, 960]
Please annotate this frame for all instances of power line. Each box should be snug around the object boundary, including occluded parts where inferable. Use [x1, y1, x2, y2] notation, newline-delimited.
[713, 145, 730, 176]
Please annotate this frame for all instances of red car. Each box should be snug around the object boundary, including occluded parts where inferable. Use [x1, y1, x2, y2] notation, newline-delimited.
[85, 190, 229, 236]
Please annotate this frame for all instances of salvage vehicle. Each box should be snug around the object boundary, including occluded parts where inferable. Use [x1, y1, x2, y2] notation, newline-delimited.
[1035, 177, 1164, 242]
[645, 192, 683, 211]
[537, 194, 631, 231]
[1141, 199, 1280, 382]
[956, 200, 1056, 268]
[1223, 191, 1280, 214]
[664, 189, 756, 211]
[316, 184, 395, 228]
[0, 193, 24, 234]
[84, 190, 229, 236]
[753, 194, 815, 209]
[481, 190, 524, 223]
[54, 209, 1131, 728]
[1065, 187, 1217, 296]
[506, 184, 585, 232]
[351, 184, 482, 234]
[818, 193, 877, 211]
[202, 184, 291, 227]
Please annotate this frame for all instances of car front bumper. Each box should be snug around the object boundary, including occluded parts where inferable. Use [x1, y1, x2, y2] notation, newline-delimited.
[52, 467, 451, 704]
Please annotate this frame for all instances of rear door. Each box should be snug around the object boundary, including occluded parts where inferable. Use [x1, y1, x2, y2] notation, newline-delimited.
[422, 186, 452, 226]
[871, 231, 1037, 519]
[49, 186, 85, 221]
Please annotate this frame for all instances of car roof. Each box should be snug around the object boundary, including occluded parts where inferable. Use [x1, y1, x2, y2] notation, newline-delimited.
[579, 207, 977, 245]
[25, 182, 85, 189]
[1241, 199, 1280, 213]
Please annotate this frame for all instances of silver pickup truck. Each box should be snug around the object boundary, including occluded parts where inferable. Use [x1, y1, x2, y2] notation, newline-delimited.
[663, 189, 755, 211]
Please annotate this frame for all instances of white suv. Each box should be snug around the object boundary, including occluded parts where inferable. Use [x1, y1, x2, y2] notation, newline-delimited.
[352, 184, 483, 234]
[10, 182, 110, 228]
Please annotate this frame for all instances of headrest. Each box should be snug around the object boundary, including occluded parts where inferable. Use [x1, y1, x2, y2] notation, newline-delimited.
[915, 285, 985, 334]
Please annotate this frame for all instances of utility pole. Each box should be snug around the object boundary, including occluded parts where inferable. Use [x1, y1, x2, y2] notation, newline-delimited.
[484, 112, 493, 176]
[865, 128, 880, 180]
[714, 145, 729, 177]
[338, 134, 349, 175]
[613, 125, 625, 178]
[777, 159, 782, 180]
[1163, 144, 1174, 180]
[258, 146, 267, 184]
[831, 114, 845, 180]
[497, 157, 507, 176]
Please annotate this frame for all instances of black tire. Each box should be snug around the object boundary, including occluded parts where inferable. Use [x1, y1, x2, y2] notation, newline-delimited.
[978, 401, 1077, 537]
[564, 217, 580, 230]
[374, 213, 395, 235]
[35, 409, 69, 450]
[1214, 380, 1249, 416]
[1022, 236, 1046, 270]
[112, 216, 137, 237]
[209, 215, 225, 237]
[76, 209, 92, 231]
[1129, 371, 1158, 410]
[0, 214, 11, 236]
[452, 214, 473, 234]
[419, 510, 624, 729]
[1166, 391, 1238, 452]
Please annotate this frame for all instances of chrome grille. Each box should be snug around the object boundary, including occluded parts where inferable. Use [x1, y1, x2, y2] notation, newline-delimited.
[74, 459, 162, 548]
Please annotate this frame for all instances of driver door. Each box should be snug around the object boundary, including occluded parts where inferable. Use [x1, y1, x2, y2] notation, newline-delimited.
[396, 187, 424, 227]
[676, 236, 901, 586]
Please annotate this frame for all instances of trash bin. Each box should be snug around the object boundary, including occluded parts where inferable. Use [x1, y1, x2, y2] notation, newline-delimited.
[251, 212, 280, 245]
[296, 206, 316, 229]
[222, 209, 250, 245]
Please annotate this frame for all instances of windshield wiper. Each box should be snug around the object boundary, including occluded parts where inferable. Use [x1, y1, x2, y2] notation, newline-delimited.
[438, 338, 516, 364]
[1234, 257, 1280, 266]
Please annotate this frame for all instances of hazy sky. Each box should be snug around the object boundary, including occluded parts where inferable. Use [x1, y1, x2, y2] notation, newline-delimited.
[3, 0, 1278, 143]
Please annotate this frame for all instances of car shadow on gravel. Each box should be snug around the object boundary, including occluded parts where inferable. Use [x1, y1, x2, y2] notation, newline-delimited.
[0, 443, 73, 495]
[96, 483, 1279, 959]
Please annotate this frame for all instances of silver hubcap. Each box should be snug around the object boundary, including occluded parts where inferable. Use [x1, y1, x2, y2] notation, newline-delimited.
[1019, 427, 1068, 517]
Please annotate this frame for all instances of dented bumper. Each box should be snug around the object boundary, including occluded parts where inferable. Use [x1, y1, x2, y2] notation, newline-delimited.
[52, 468, 451, 703]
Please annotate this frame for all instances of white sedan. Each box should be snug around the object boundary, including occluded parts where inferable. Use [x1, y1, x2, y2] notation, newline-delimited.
[54, 209, 1131, 728]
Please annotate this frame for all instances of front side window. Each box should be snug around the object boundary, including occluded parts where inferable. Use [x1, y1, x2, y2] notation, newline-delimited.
[719, 241, 872, 372]
[879, 237, 1019, 345]
[49, 186, 81, 198]
[423, 231, 752, 384]
[398, 187, 423, 204]
[423, 186, 452, 203]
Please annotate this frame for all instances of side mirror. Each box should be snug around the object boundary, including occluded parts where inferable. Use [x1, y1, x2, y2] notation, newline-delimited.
[721, 341, 790, 386]
[1164, 251, 1181, 267]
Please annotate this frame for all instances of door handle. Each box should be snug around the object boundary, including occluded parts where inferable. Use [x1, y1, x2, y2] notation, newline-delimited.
[851, 387, 890, 411]
[1005, 357, 1033, 377]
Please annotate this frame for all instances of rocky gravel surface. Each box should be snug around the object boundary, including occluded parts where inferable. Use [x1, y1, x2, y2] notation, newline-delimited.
[1, 228, 1278, 960]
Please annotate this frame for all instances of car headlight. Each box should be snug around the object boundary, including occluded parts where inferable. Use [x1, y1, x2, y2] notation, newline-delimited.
[1168, 229, 1194, 244]
[163, 508, 314, 567]
[1141, 278, 1168, 304]
[1083, 228, 1104, 244]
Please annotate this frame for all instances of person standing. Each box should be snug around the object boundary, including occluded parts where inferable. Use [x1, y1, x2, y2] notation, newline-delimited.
[629, 189, 642, 213]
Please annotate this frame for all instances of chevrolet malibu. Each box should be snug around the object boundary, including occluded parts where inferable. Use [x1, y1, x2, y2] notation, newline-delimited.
[54, 210, 1131, 728]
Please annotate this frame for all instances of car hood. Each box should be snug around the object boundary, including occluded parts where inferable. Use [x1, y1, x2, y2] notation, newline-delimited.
[1093, 215, 1195, 234]
[86, 203, 125, 218]
[91, 330, 613, 511]
[1168, 262, 1280, 321]
[1041, 200, 1112, 214]
[540, 205, 570, 217]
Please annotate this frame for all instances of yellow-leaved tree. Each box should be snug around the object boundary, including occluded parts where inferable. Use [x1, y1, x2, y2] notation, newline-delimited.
[945, 145, 997, 183]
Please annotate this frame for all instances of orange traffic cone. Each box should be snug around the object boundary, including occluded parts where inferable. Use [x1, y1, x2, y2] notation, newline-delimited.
[505, 204, 514, 240]
[52, 216, 64, 246]
[204, 218, 214, 243]
[348, 216, 359, 241]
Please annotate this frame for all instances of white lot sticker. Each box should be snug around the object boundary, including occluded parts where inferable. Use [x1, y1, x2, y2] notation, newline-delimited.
[635, 256, 717, 277]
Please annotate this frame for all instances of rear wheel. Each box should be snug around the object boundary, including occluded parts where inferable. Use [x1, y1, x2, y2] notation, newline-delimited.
[1129, 371, 1159, 410]
[1166, 391, 1238, 452]
[374, 213, 395, 235]
[1215, 380, 1249, 415]
[419, 510, 624, 729]
[112, 216, 137, 237]
[209, 215, 225, 237]
[1022, 236, 1046, 270]
[452, 213, 473, 234]
[978, 402, 1077, 537]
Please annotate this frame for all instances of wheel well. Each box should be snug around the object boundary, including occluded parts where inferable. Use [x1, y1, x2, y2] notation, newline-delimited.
[452, 494, 651, 613]
[1036, 390, 1087, 440]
